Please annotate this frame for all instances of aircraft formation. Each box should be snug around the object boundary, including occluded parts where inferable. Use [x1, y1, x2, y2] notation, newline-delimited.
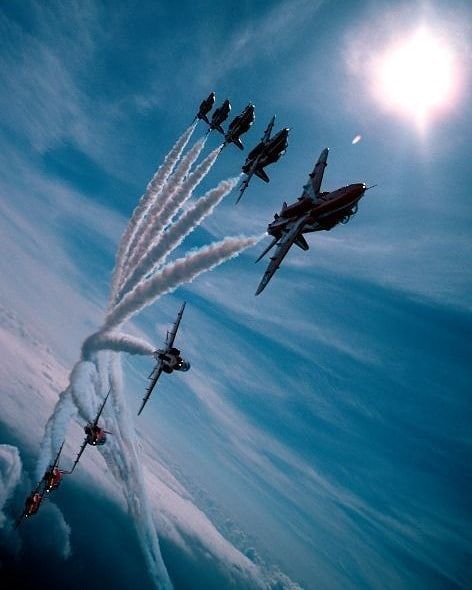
[17, 91, 373, 527]
[16, 391, 112, 526]
[193, 91, 370, 294]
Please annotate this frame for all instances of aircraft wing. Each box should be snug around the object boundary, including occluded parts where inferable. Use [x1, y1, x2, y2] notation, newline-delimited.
[93, 388, 111, 428]
[166, 302, 186, 349]
[138, 363, 163, 416]
[255, 214, 310, 295]
[51, 441, 64, 469]
[303, 148, 329, 199]
[69, 437, 88, 474]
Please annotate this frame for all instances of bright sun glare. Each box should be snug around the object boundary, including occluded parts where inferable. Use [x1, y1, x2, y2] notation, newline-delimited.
[375, 27, 457, 128]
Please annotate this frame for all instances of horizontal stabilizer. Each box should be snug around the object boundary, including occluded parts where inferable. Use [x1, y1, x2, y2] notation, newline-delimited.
[216, 125, 225, 135]
[255, 237, 278, 262]
[255, 168, 269, 183]
[234, 138, 244, 150]
[294, 235, 309, 251]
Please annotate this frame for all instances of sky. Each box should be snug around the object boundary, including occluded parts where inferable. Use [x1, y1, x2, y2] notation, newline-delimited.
[0, 1, 471, 589]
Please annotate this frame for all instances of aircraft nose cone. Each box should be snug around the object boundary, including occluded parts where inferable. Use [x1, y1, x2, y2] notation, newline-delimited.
[354, 183, 366, 196]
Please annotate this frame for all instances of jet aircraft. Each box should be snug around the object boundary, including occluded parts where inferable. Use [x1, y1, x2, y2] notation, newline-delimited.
[138, 302, 190, 416]
[207, 99, 231, 134]
[223, 103, 255, 150]
[255, 148, 368, 295]
[69, 389, 112, 473]
[15, 442, 68, 526]
[15, 486, 43, 528]
[43, 441, 66, 492]
[237, 116, 289, 203]
[194, 92, 216, 124]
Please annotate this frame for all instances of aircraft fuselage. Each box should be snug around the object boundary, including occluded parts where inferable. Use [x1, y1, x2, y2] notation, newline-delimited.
[226, 105, 255, 143]
[268, 183, 366, 237]
[44, 467, 62, 492]
[243, 128, 289, 173]
[196, 92, 216, 123]
[154, 348, 190, 374]
[85, 425, 107, 446]
[25, 492, 42, 517]
[210, 99, 231, 132]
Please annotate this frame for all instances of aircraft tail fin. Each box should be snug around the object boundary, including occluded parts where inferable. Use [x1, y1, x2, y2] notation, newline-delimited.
[234, 138, 244, 150]
[294, 235, 309, 251]
[255, 168, 270, 183]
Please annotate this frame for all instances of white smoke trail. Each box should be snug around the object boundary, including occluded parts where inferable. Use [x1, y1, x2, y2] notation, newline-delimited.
[41, 503, 72, 560]
[104, 354, 172, 589]
[0, 445, 22, 529]
[120, 177, 240, 296]
[121, 137, 208, 286]
[107, 235, 260, 329]
[82, 331, 155, 359]
[110, 124, 196, 302]
[36, 385, 78, 481]
[69, 360, 101, 420]
[36, 122, 257, 588]
[50, 351, 171, 589]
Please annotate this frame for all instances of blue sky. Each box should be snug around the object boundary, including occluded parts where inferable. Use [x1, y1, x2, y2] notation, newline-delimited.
[0, 1, 471, 589]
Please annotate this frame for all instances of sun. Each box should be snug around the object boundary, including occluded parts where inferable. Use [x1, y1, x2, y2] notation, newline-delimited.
[374, 27, 457, 128]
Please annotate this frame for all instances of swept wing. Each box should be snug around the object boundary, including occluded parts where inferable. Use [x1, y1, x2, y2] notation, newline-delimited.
[166, 302, 186, 348]
[138, 363, 163, 416]
[255, 214, 310, 295]
[69, 437, 88, 474]
[50, 441, 64, 470]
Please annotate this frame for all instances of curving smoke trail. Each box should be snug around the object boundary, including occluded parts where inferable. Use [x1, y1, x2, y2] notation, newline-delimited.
[82, 331, 155, 359]
[36, 385, 78, 482]
[104, 354, 172, 589]
[121, 137, 208, 287]
[0, 445, 22, 529]
[107, 235, 260, 330]
[60, 352, 172, 589]
[36, 122, 257, 589]
[110, 124, 196, 302]
[120, 177, 240, 296]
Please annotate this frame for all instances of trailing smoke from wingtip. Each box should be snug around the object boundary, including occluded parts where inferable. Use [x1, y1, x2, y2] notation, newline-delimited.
[105, 355, 173, 589]
[107, 235, 261, 330]
[122, 136, 209, 283]
[82, 331, 155, 359]
[120, 176, 240, 296]
[0, 445, 22, 529]
[111, 123, 196, 302]
[37, 115, 255, 589]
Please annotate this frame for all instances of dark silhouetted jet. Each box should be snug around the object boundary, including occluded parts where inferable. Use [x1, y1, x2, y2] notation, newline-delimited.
[237, 116, 289, 203]
[194, 92, 216, 124]
[223, 103, 255, 150]
[138, 302, 190, 415]
[208, 99, 231, 134]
